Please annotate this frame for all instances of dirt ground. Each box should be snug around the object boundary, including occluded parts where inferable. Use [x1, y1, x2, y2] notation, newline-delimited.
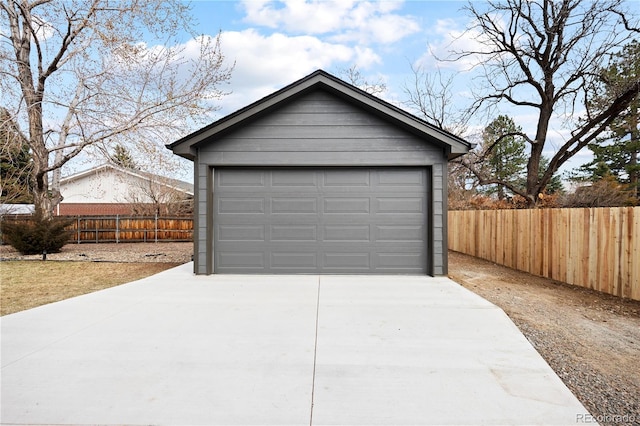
[449, 251, 640, 426]
[0, 241, 193, 263]
[1, 242, 638, 424]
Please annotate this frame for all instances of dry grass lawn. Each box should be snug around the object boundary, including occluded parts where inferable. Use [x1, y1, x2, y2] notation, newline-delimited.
[0, 261, 181, 316]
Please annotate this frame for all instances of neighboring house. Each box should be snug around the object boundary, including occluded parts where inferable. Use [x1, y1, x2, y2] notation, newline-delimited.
[56, 164, 194, 216]
[167, 70, 472, 276]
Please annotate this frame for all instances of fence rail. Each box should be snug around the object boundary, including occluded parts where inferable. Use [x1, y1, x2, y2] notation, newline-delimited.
[448, 207, 640, 301]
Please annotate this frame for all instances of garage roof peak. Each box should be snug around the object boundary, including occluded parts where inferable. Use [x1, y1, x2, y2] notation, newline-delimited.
[167, 69, 472, 161]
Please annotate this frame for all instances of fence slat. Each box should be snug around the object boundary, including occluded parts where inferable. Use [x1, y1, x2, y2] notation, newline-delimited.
[61, 216, 193, 243]
[448, 207, 640, 301]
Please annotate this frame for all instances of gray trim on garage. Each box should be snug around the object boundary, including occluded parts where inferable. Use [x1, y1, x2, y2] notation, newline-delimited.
[168, 70, 471, 275]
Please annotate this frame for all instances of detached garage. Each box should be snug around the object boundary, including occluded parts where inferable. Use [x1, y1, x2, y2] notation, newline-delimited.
[167, 70, 471, 275]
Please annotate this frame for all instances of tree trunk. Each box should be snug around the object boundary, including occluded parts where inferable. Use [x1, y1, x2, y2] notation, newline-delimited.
[27, 101, 60, 219]
[526, 119, 549, 206]
[526, 83, 555, 206]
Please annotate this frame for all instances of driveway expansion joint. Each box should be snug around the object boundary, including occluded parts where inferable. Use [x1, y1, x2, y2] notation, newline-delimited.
[309, 275, 321, 426]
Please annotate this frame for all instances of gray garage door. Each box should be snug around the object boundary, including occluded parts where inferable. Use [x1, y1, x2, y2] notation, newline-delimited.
[213, 168, 429, 274]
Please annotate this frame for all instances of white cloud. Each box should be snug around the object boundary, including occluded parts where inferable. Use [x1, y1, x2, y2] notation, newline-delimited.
[240, 0, 419, 45]
[201, 1, 420, 116]
[242, 0, 354, 34]
[31, 15, 56, 41]
[417, 16, 503, 72]
[218, 29, 381, 114]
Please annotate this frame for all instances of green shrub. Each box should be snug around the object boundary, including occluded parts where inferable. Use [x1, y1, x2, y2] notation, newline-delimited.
[1, 215, 73, 255]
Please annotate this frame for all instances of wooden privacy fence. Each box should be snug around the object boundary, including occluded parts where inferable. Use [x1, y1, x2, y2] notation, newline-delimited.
[69, 215, 193, 243]
[448, 207, 640, 301]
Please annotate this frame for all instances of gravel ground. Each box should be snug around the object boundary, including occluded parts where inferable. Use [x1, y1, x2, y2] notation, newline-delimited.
[0, 242, 193, 263]
[2, 242, 638, 425]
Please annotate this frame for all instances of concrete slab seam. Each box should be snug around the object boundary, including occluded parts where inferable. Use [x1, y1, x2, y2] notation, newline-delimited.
[309, 275, 321, 426]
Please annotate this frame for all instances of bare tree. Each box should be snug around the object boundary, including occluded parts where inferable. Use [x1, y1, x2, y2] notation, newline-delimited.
[1, 0, 232, 219]
[338, 65, 387, 96]
[447, 160, 482, 210]
[560, 175, 636, 207]
[402, 63, 470, 137]
[447, 0, 639, 205]
[124, 174, 193, 216]
[1, 107, 32, 205]
[402, 64, 476, 207]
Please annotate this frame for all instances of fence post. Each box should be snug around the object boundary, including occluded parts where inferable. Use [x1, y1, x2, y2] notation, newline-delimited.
[155, 213, 158, 243]
[77, 216, 80, 243]
[116, 215, 119, 244]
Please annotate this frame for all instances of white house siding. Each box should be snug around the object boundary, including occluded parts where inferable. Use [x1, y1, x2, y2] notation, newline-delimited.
[60, 168, 148, 204]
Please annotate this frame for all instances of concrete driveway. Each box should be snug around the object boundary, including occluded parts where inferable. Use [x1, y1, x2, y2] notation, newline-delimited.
[1, 263, 588, 425]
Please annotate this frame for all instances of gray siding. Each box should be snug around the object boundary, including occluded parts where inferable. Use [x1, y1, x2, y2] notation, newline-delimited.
[193, 161, 209, 275]
[198, 91, 446, 166]
[194, 89, 450, 275]
[431, 163, 445, 275]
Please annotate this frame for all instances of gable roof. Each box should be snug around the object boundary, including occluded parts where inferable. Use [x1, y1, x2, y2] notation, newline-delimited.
[167, 69, 473, 161]
[59, 163, 194, 196]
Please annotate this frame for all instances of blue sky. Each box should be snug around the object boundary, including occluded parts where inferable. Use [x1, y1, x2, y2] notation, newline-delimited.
[32, 0, 591, 180]
[180, 0, 592, 176]
[188, 1, 476, 115]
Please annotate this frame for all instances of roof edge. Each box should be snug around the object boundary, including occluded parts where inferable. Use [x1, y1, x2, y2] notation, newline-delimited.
[59, 163, 194, 195]
[167, 69, 473, 157]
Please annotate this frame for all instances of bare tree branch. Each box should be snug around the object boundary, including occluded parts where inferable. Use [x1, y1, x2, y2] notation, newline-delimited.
[402, 63, 470, 136]
[446, 0, 639, 205]
[1, 0, 233, 218]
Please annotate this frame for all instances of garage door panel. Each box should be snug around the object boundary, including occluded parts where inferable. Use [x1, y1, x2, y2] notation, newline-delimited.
[376, 169, 425, 186]
[322, 170, 370, 186]
[217, 252, 266, 269]
[323, 197, 370, 214]
[323, 252, 371, 269]
[376, 197, 424, 214]
[271, 170, 317, 187]
[218, 225, 266, 241]
[375, 225, 425, 241]
[323, 225, 370, 242]
[376, 252, 424, 269]
[271, 197, 318, 214]
[271, 252, 318, 269]
[271, 225, 318, 241]
[218, 198, 265, 214]
[213, 168, 428, 273]
[218, 170, 266, 187]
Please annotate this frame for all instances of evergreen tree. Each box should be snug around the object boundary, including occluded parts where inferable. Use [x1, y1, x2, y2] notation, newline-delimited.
[581, 40, 640, 200]
[110, 144, 139, 170]
[481, 115, 528, 200]
[538, 156, 564, 195]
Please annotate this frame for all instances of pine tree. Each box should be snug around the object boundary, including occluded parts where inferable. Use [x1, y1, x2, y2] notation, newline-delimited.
[581, 40, 640, 200]
[481, 115, 528, 200]
[110, 144, 139, 170]
[538, 156, 564, 195]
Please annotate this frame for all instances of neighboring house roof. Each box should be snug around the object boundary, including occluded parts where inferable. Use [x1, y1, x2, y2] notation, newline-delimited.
[59, 163, 194, 201]
[167, 69, 473, 161]
[0, 204, 34, 215]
